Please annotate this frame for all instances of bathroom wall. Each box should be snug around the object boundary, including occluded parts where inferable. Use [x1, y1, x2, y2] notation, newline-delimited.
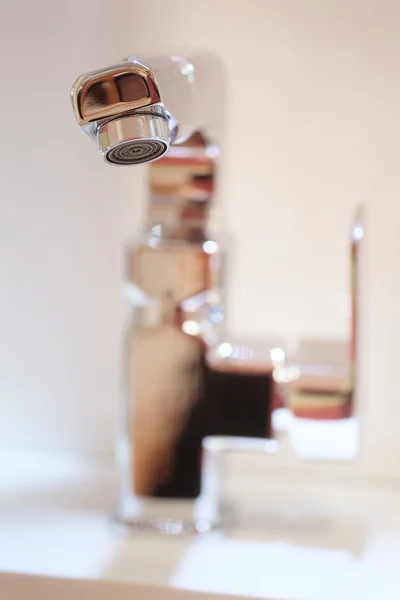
[0, 0, 138, 456]
[1, 0, 400, 476]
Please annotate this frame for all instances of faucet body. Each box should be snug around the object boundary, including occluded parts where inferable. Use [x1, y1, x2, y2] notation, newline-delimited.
[72, 55, 276, 532]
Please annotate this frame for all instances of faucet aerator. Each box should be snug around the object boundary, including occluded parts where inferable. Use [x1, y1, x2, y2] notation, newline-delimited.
[98, 113, 170, 165]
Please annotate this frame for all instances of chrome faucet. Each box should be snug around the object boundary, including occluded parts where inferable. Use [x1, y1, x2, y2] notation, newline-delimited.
[71, 55, 279, 533]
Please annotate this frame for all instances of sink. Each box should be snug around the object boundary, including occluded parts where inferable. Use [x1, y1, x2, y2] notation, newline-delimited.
[1, 453, 400, 600]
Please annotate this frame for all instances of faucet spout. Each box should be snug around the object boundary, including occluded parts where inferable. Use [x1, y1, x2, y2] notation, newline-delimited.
[71, 55, 215, 165]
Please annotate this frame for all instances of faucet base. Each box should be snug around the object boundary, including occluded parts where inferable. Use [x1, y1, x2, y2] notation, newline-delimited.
[114, 515, 217, 535]
[115, 496, 220, 535]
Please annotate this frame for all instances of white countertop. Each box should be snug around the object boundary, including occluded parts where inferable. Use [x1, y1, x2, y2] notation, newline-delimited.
[1, 453, 400, 600]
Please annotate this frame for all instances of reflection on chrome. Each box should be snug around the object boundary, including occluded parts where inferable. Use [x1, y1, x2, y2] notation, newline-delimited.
[217, 342, 233, 358]
[203, 240, 218, 254]
[181, 320, 201, 336]
[270, 347, 285, 363]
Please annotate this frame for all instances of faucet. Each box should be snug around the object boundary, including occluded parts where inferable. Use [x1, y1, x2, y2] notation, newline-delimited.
[71, 54, 279, 533]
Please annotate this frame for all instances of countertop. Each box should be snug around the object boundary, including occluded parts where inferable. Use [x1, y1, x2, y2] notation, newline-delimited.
[1, 453, 400, 600]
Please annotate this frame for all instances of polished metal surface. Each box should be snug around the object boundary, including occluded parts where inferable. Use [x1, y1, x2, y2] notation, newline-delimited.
[281, 206, 364, 421]
[122, 133, 223, 507]
[118, 126, 275, 530]
[71, 58, 178, 165]
[71, 61, 161, 126]
[98, 113, 170, 165]
[287, 339, 352, 420]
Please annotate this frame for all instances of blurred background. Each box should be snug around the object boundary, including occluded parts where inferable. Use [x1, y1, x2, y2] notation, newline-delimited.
[0, 0, 399, 479]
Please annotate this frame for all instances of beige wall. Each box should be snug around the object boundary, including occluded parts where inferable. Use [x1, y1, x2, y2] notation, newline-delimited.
[0, 1, 135, 454]
[1, 0, 400, 476]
